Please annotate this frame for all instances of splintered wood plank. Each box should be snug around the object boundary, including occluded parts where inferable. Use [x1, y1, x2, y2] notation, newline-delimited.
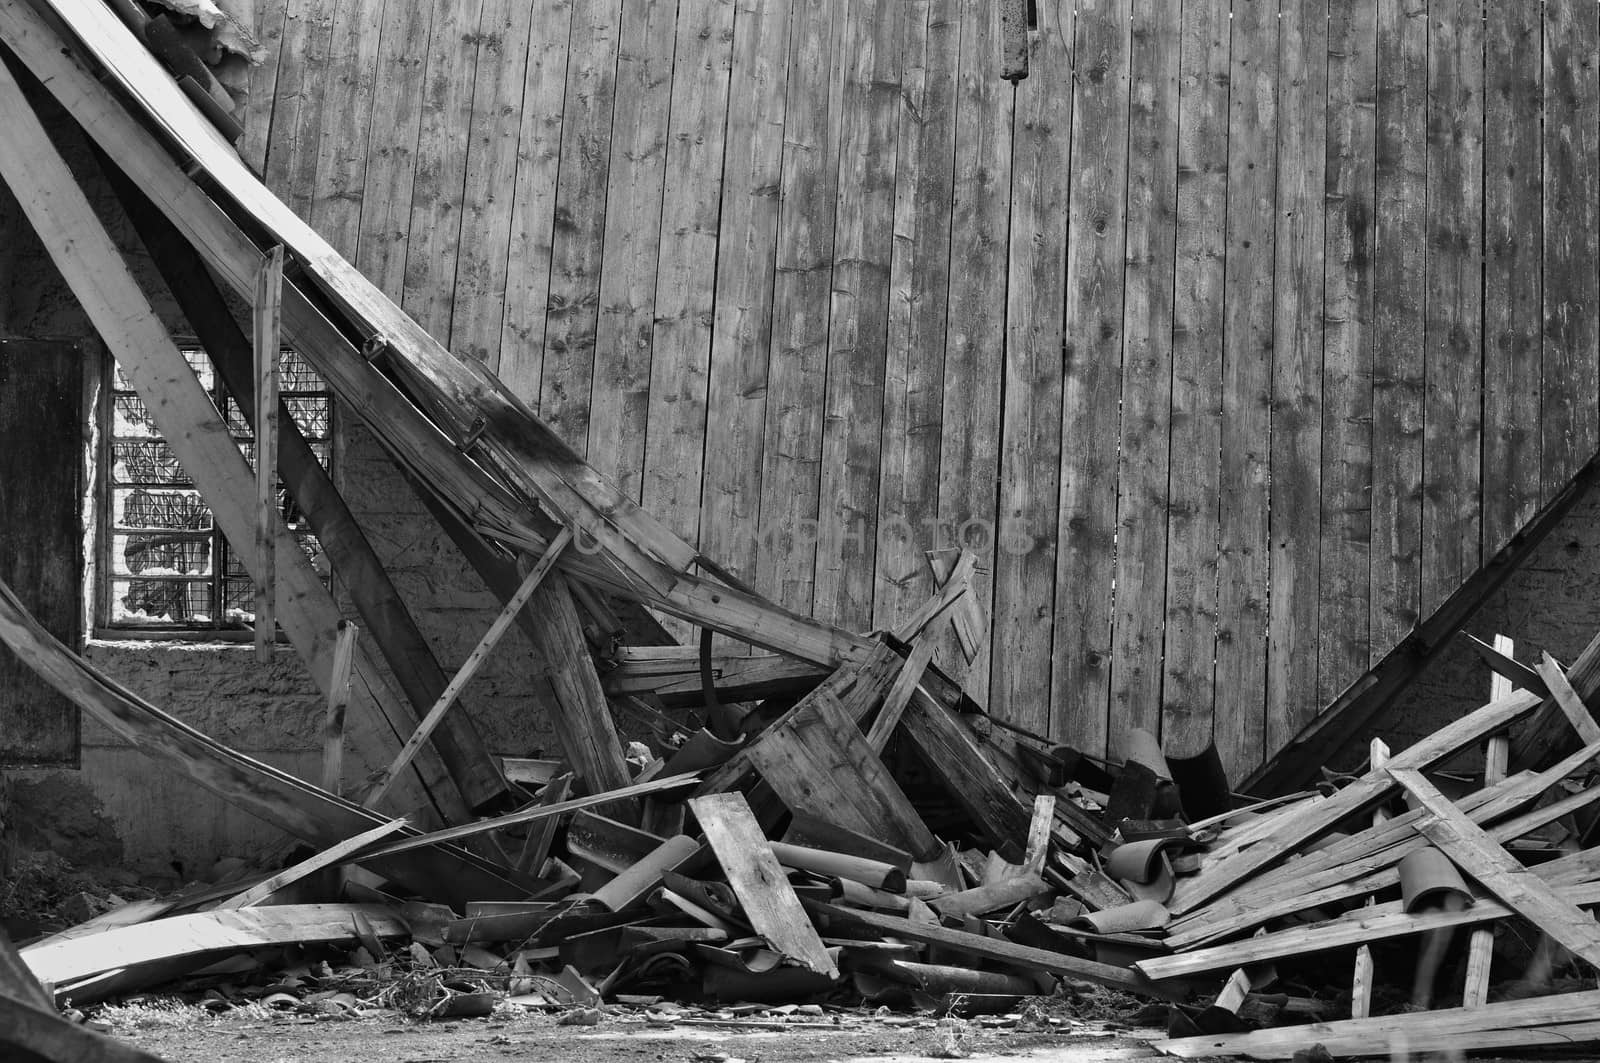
[402, 0, 487, 342]
[497, 0, 573, 395]
[1532, 651, 1600, 746]
[871, 0, 956, 644]
[1541, 0, 1600, 503]
[220, 818, 409, 908]
[586, 0, 674, 498]
[354, 0, 437, 301]
[261, 0, 337, 214]
[939, 0, 1008, 707]
[992, 0, 1070, 739]
[863, 635, 939, 752]
[1265, 0, 1328, 752]
[1213, 0, 1276, 782]
[253, 246, 283, 663]
[1368, 0, 1425, 657]
[758, 0, 844, 614]
[1109, 0, 1181, 753]
[813, 0, 900, 631]
[1464, 636, 1512, 1009]
[1318, 0, 1376, 706]
[1159, 0, 1227, 758]
[1053, 0, 1129, 756]
[1481, 2, 1541, 553]
[642, 0, 737, 540]
[306, 0, 385, 254]
[690, 793, 839, 977]
[1421, 0, 1484, 615]
[1392, 768, 1600, 967]
[321, 620, 357, 794]
[698, 0, 792, 584]
[744, 687, 938, 858]
[450, 0, 537, 368]
[539, 0, 622, 448]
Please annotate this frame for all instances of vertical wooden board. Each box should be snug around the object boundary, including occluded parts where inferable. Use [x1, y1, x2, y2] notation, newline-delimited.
[240, 0, 289, 173]
[354, 0, 437, 302]
[642, 0, 737, 541]
[1367, 0, 1425, 659]
[496, 0, 574, 399]
[449, 0, 537, 367]
[1420, 0, 1483, 615]
[307, 0, 387, 257]
[1108, 0, 1180, 754]
[756, 0, 844, 614]
[698, 0, 792, 584]
[1480, 1, 1541, 554]
[1160, 0, 1228, 758]
[872, 0, 957, 639]
[0, 340, 81, 766]
[586, 0, 677, 499]
[1541, 0, 1599, 504]
[1053, 0, 1129, 754]
[1265, 0, 1327, 752]
[938, 0, 1009, 707]
[539, 0, 623, 451]
[400, 0, 486, 342]
[993, 0, 1071, 739]
[1316, 0, 1375, 708]
[1213, 0, 1276, 782]
[261, 0, 337, 213]
[812, 0, 899, 631]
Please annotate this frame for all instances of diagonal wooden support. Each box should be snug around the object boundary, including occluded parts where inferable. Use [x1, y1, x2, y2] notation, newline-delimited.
[366, 528, 574, 809]
[253, 244, 283, 663]
[864, 634, 939, 751]
[0, 55, 459, 822]
[1534, 650, 1600, 746]
[1392, 767, 1600, 968]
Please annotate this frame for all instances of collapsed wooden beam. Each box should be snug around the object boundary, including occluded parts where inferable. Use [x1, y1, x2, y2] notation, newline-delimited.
[253, 244, 283, 664]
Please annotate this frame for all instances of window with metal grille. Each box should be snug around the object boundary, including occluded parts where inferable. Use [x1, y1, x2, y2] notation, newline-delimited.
[99, 344, 333, 633]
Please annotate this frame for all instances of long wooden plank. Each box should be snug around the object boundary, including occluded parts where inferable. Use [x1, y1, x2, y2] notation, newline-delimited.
[1480, 0, 1542, 553]
[1108, 0, 1181, 754]
[0, 55, 461, 822]
[1265, 0, 1328, 753]
[1420, 0, 1483, 615]
[1464, 636, 1513, 1008]
[22, 905, 408, 988]
[586, 0, 674, 497]
[642, 0, 737, 543]
[1160, 0, 1228, 757]
[253, 244, 283, 663]
[1534, 651, 1600, 746]
[1368, 0, 1425, 658]
[1542, 0, 1600, 503]
[812, 0, 899, 632]
[691, 793, 838, 977]
[1053, 0, 1129, 753]
[939, 0, 1008, 707]
[1392, 767, 1600, 967]
[992, 0, 1070, 739]
[863, 635, 939, 752]
[697, 0, 791, 586]
[1318, 0, 1376, 706]
[1213, 0, 1277, 782]
[219, 817, 410, 909]
[871, 0, 956, 643]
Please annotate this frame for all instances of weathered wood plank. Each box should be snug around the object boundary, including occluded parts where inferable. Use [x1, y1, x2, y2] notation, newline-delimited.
[1480, 1, 1542, 553]
[305, 0, 384, 253]
[813, 0, 899, 631]
[642, 0, 737, 540]
[261, 0, 336, 215]
[1368, 0, 1425, 657]
[1053, 0, 1129, 754]
[253, 244, 283, 663]
[698, 0, 791, 585]
[1160, 0, 1228, 757]
[586, 0, 675, 498]
[1541, 0, 1600, 502]
[1109, 0, 1181, 753]
[1265, 0, 1328, 752]
[220, 817, 408, 908]
[1421, 0, 1483, 615]
[1317, 0, 1376, 706]
[1213, 0, 1276, 782]
[993, 0, 1070, 739]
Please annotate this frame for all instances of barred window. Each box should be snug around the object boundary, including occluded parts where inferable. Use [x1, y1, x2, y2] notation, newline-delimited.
[100, 344, 333, 632]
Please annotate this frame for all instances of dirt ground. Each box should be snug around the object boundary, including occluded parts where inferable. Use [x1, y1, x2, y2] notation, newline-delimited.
[108, 1006, 1173, 1063]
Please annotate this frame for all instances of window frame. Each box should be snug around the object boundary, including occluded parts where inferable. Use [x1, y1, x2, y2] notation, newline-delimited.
[93, 340, 334, 640]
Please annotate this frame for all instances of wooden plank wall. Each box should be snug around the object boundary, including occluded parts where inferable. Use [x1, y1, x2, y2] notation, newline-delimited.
[241, 0, 1600, 781]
